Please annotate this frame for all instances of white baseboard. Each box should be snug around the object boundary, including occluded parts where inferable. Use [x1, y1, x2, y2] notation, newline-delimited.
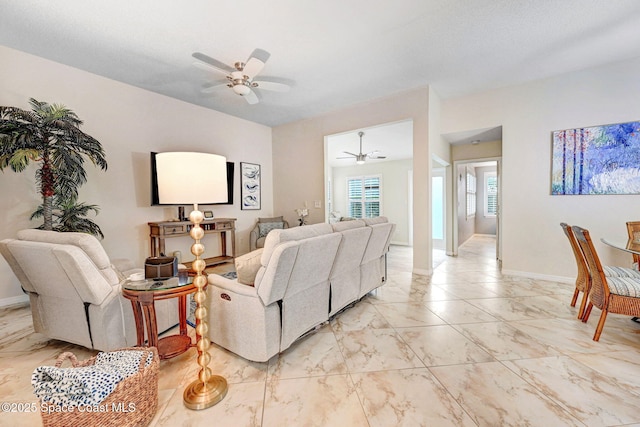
[501, 269, 574, 284]
[0, 294, 29, 308]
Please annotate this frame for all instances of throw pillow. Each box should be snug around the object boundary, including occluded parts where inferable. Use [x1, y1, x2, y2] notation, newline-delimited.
[235, 248, 264, 286]
[258, 221, 284, 238]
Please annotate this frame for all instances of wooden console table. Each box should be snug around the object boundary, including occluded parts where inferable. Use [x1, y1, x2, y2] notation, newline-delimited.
[148, 218, 236, 268]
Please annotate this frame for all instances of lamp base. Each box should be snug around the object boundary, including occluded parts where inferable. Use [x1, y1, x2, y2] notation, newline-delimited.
[183, 375, 228, 410]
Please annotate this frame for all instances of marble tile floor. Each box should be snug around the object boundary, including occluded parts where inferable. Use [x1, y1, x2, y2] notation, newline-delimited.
[2, 235, 640, 426]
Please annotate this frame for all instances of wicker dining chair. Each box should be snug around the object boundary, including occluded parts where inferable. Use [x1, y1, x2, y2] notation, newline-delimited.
[572, 225, 640, 341]
[560, 223, 640, 320]
[560, 223, 591, 319]
[626, 221, 640, 270]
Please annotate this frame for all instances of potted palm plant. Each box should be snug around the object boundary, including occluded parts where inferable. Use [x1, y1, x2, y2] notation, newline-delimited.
[0, 98, 108, 237]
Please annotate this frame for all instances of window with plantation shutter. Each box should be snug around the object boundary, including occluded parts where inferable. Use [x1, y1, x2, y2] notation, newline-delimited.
[485, 172, 498, 217]
[347, 175, 381, 218]
[466, 170, 476, 218]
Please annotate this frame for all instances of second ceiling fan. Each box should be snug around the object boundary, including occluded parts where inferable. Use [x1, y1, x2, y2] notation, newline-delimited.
[192, 48, 290, 104]
[337, 131, 387, 164]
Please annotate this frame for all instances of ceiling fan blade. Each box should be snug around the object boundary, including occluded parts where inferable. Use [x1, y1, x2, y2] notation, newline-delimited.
[243, 58, 266, 80]
[243, 89, 259, 105]
[253, 81, 290, 92]
[192, 52, 234, 75]
[243, 49, 270, 78]
[343, 151, 358, 156]
[193, 61, 230, 76]
[370, 156, 387, 159]
[201, 81, 229, 94]
[336, 156, 356, 159]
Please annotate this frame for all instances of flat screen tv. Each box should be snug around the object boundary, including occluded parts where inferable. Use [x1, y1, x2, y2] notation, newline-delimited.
[150, 152, 235, 205]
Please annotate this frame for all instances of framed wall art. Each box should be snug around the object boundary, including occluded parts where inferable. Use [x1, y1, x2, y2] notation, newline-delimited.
[240, 162, 261, 210]
[551, 120, 640, 195]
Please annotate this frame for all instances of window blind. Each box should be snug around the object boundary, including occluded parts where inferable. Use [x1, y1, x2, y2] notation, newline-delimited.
[348, 175, 381, 218]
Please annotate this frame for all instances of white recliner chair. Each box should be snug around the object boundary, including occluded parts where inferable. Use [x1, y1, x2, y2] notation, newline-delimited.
[0, 229, 178, 351]
[207, 223, 341, 362]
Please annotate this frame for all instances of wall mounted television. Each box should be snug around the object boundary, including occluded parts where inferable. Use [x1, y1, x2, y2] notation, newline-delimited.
[150, 152, 235, 205]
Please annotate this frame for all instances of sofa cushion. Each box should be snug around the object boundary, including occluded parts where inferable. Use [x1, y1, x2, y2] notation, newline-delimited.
[16, 229, 120, 284]
[17, 229, 110, 268]
[235, 249, 264, 286]
[261, 223, 333, 266]
[258, 222, 284, 238]
[362, 216, 388, 225]
[332, 219, 366, 232]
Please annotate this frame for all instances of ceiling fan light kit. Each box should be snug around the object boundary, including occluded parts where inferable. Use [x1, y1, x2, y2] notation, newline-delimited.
[192, 49, 291, 105]
[232, 84, 251, 96]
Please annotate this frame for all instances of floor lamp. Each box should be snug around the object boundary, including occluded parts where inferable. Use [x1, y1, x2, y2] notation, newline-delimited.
[155, 151, 229, 410]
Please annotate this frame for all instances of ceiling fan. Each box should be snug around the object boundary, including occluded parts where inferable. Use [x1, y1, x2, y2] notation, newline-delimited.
[192, 49, 290, 104]
[337, 131, 387, 164]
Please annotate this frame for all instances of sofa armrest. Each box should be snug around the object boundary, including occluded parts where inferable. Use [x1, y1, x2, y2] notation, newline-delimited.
[208, 274, 260, 297]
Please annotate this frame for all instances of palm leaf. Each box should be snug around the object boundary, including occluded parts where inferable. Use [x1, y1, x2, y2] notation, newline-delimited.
[0, 98, 108, 233]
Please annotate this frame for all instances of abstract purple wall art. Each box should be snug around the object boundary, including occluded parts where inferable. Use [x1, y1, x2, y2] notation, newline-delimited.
[551, 121, 640, 195]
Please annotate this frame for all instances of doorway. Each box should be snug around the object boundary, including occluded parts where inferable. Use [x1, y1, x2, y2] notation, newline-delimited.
[324, 120, 413, 246]
[452, 157, 501, 263]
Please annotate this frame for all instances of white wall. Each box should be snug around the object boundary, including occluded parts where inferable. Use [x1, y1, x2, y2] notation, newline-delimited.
[442, 57, 640, 280]
[331, 158, 412, 245]
[452, 140, 502, 162]
[0, 46, 273, 304]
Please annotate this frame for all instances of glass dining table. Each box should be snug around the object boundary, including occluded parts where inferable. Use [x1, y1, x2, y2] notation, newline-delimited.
[600, 237, 640, 255]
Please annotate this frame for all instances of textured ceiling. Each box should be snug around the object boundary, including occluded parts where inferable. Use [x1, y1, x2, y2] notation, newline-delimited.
[2, 1, 640, 127]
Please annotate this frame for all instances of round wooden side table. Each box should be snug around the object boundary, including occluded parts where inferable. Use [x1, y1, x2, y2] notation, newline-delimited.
[122, 277, 196, 360]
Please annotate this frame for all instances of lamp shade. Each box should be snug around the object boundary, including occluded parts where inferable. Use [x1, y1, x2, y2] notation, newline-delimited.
[156, 152, 228, 205]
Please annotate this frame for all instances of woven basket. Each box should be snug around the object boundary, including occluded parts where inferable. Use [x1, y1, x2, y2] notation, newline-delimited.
[39, 346, 159, 427]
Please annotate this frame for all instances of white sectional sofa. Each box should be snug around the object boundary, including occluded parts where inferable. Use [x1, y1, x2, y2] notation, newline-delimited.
[206, 217, 395, 362]
[0, 229, 178, 351]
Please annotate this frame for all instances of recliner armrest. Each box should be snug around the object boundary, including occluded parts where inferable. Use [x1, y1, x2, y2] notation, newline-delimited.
[208, 274, 261, 297]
